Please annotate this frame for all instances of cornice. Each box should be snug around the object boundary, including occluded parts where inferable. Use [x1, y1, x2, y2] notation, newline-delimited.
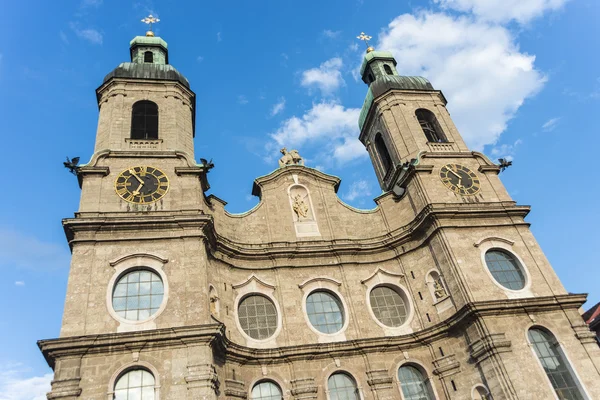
[38, 294, 587, 368]
[62, 202, 531, 263]
[252, 165, 341, 197]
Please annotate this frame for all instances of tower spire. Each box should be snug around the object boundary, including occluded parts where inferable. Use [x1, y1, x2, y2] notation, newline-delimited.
[141, 14, 160, 37]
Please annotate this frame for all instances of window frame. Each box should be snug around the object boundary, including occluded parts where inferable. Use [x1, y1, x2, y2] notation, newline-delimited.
[368, 285, 410, 328]
[237, 293, 279, 341]
[233, 275, 283, 346]
[326, 371, 362, 400]
[143, 51, 154, 63]
[526, 326, 590, 400]
[249, 379, 284, 400]
[106, 254, 169, 330]
[475, 237, 532, 298]
[415, 108, 447, 143]
[396, 362, 437, 400]
[305, 290, 346, 335]
[130, 100, 159, 140]
[299, 277, 350, 342]
[107, 362, 160, 400]
[374, 132, 393, 178]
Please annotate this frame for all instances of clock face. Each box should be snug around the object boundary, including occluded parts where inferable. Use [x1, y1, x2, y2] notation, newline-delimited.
[115, 166, 169, 204]
[439, 164, 481, 196]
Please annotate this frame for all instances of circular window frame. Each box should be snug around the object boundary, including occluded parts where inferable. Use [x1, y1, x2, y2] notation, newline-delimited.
[367, 284, 412, 329]
[106, 254, 169, 328]
[235, 293, 280, 342]
[303, 289, 349, 337]
[481, 247, 530, 293]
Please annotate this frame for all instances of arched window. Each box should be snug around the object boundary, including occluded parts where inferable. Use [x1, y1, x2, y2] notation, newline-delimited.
[398, 365, 435, 400]
[328, 373, 360, 400]
[306, 291, 344, 334]
[528, 328, 586, 400]
[472, 385, 492, 400]
[131, 101, 159, 140]
[369, 286, 408, 327]
[144, 51, 153, 63]
[238, 294, 278, 340]
[484, 250, 526, 290]
[416, 109, 446, 143]
[114, 369, 156, 400]
[251, 381, 283, 400]
[374, 133, 392, 176]
[384, 64, 393, 75]
[112, 269, 164, 321]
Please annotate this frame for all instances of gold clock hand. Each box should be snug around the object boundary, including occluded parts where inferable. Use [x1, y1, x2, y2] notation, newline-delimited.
[130, 171, 144, 185]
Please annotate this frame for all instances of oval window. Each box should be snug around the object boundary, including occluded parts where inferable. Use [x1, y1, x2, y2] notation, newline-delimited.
[485, 250, 526, 290]
[369, 286, 408, 327]
[305, 291, 344, 334]
[238, 295, 278, 340]
[112, 269, 164, 321]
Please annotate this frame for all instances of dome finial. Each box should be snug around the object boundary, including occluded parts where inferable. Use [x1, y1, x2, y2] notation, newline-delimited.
[141, 14, 160, 37]
[356, 32, 374, 53]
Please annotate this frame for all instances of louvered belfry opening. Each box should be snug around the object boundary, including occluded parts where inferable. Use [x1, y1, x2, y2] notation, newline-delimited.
[131, 101, 159, 140]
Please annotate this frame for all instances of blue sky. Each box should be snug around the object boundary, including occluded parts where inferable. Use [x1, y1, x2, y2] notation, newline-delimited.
[0, 0, 599, 397]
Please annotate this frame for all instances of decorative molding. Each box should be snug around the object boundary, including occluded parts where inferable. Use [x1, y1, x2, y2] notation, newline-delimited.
[224, 379, 247, 398]
[38, 295, 587, 368]
[572, 324, 598, 345]
[366, 369, 394, 390]
[298, 276, 342, 289]
[290, 378, 318, 399]
[469, 333, 512, 365]
[232, 274, 276, 291]
[47, 378, 82, 399]
[361, 267, 405, 285]
[473, 236, 515, 248]
[185, 363, 219, 391]
[432, 354, 461, 378]
[109, 253, 169, 267]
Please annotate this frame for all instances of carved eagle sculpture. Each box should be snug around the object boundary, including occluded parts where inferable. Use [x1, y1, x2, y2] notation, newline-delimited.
[64, 156, 80, 175]
[498, 158, 513, 172]
[200, 158, 215, 171]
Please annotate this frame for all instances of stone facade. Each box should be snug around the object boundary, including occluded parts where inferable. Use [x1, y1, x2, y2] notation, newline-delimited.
[38, 36, 600, 400]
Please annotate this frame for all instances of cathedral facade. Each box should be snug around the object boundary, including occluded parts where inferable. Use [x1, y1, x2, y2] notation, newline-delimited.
[38, 30, 600, 400]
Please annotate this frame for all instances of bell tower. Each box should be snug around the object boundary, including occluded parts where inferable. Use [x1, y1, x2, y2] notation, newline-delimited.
[357, 45, 470, 191]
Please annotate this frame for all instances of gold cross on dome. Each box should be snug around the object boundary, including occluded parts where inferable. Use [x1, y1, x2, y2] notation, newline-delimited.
[141, 14, 160, 36]
[357, 31, 375, 53]
[356, 32, 372, 45]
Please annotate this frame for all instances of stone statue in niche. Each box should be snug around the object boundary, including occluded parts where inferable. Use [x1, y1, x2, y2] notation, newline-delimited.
[292, 194, 309, 219]
[209, 286, 220, 317]
[279, 148, 304, 167]
[433, 278, 447, 299]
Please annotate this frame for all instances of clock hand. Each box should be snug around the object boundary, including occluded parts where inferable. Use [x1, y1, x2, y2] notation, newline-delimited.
[129, 169, 145, 185]
[132, 183, 143, 196]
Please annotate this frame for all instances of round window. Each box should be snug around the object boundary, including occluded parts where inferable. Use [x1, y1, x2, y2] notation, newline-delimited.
[305, 291, 344, 334]
[369, 286, 408, 327]
[484, 250, 526, 290]
[112, 269, 164, 321]
[238, 295, 278, 340]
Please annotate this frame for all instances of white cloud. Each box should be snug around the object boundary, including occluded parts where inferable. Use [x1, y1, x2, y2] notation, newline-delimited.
[343, 179, 372, 202]
[301, 57, 345, 95]
[69, 23, 102, 45]
[217, 32, 222, 42]
[0, 364, 52, 400]
[378, 12, 546, 151]
[270, 97, 286, 116]
[0, 228, 70, 270]
[237, 95, 249, 105]
[435, 0, 568, 24]
[196, 56, 204, 63]
[323, 29, 342, 39]
[267, 102, 366, 165]
[490, 138, 523, 161]
[348, 42, 360, 52]
[14, 281, 24, 286]
[542, 117, 560, 131]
